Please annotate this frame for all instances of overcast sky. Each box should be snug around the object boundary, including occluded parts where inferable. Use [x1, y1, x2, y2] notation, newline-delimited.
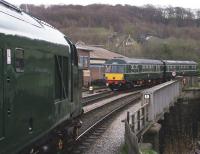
[5, 0, 200, 9]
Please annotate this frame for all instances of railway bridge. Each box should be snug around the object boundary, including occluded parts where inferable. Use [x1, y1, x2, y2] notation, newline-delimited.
[124, 77, 198, 154]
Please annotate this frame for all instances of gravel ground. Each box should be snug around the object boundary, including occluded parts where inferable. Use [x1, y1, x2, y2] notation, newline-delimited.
[82, 88, 110, 98]
[83, 92, 134, 113]
[83, 100, 141, 154]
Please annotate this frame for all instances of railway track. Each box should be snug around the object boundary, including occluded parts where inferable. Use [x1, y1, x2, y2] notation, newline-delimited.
[82, 86, 108, 93]
[70, 91, 142, 153]
[81, 86, 145, 106]
[82, 90, 115, 106]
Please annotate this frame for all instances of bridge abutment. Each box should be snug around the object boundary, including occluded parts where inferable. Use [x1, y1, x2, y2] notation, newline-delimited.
[142, 123, 161, 153]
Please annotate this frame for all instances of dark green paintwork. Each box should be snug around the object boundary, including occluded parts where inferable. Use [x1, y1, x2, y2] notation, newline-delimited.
[0, 33, 82, 154]
[125, 72, 163, 81]
[0, 48, 4, 140]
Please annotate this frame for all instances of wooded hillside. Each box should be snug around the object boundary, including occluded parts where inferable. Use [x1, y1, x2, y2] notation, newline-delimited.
[20, 4, 200, 62]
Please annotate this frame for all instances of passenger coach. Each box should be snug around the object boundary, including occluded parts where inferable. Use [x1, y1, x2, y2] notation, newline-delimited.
[163, 60, 197, 79]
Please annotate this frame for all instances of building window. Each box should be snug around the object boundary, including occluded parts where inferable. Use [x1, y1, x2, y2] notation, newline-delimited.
[55, 55, 68, 100]
[15, 48, 24, 72]
[79, 56, 89, 68]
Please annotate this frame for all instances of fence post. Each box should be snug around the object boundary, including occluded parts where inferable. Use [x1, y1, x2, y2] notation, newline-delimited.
[132, 114, 135, 132]
[127, 111, 130, 124]
[137, 110, 140, 131]
[142, 107, 145, 127]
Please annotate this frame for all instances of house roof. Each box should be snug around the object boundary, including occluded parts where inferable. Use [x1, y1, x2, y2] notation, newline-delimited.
[89, 46, 125, 60]
[76, 44, 93, 51]
[76, 42, 125, 60]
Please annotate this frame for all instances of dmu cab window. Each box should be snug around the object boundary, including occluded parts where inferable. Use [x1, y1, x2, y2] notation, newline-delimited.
[55, 55, 68, 100]
[105, 65, 125, 73]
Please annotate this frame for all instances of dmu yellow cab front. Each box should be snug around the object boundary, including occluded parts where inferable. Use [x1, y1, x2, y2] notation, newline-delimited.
[104, 65, 126, 86]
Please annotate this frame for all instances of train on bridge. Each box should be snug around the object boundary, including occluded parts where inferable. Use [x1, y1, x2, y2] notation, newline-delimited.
[105, 57, 197, 90]
[0, 0, 83, 153]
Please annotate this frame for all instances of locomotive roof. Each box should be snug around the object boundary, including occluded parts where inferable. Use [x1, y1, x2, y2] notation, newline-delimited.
[163, 60, 197, 65]
[0, 0, 69, 46]
[105, 57, 163, 65]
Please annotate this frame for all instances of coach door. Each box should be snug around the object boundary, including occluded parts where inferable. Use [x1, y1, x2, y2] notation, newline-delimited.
[0, 48, 4, 139]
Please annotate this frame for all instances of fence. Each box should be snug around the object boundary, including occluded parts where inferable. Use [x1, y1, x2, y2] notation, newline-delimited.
[125, 80, 181, 153]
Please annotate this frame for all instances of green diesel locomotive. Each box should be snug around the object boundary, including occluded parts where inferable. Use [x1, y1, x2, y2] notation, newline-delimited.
[0, 1, 82, 153]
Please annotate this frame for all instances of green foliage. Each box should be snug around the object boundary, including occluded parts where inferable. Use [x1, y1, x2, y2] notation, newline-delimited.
[61, 27, 113, 44]
[120, 143, 157, 154]
[120, 144, 128, 154]
[123, 23, 136, 36]
[141, 37, 200, 61]
[197, 60, 200, 75]
[141, 149, 157, 154]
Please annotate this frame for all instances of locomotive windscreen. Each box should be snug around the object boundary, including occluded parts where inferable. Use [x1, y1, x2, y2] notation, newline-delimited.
[105, 65, 125, 73]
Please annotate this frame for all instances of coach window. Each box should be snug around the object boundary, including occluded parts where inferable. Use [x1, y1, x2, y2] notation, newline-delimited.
[145, 65, 147, 71]
[15, 48, 24, 72]
[153, 65, 156, 72]
[128, 65, 132, 73]
[158, 65, 160, 72]
[134, 65, 138, 73]
[144, 65, 146, 72]
[176, 65, 179, 71]
[180, 65, 182, 69]
[142, 65, 144, 72]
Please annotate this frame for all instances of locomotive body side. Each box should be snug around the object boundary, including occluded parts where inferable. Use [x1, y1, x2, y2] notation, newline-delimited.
[0, 2, 82, 153]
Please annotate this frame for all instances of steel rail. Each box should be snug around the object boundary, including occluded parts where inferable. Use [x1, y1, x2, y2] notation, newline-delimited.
[76, 91, 141, 141]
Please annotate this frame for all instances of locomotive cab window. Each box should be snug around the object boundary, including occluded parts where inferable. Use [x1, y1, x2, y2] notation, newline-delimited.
[72, 44, 78, 66]
[55, 55, 69, 100]
[15, 48, 24, 72]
